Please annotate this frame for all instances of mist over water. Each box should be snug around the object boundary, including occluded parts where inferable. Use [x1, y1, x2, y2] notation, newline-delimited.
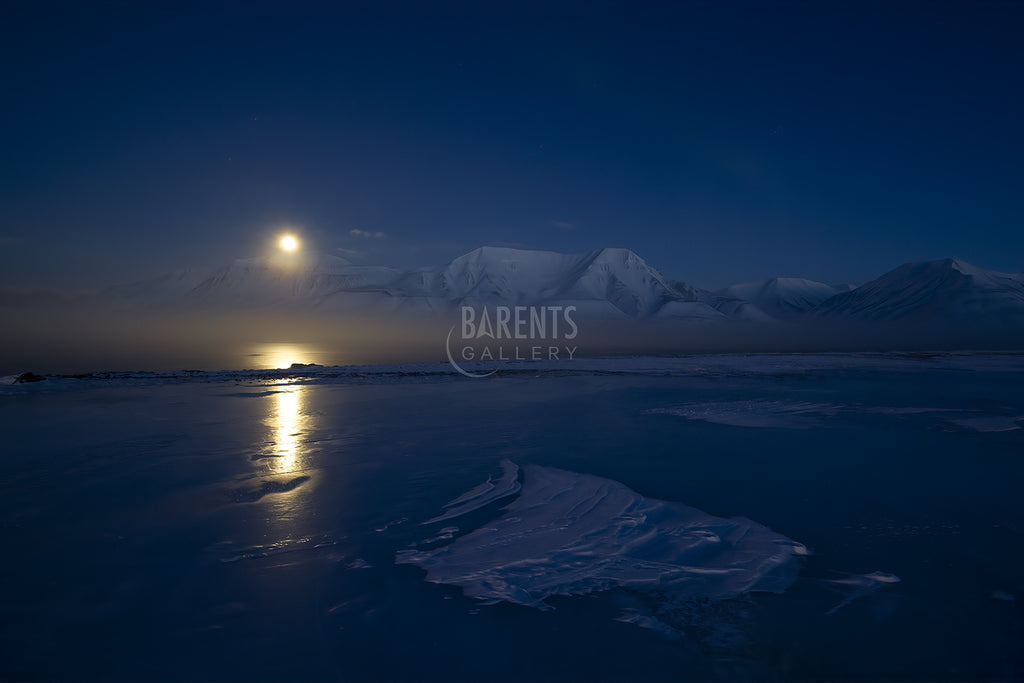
[3, 299, 1023, 376]
[0, 307, 447, 374]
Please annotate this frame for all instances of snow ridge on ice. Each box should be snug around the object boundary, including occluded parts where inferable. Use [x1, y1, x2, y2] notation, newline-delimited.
[398, 463, 806, 610]
[422, 459, 521, 524]
[822, 571, 901, 615]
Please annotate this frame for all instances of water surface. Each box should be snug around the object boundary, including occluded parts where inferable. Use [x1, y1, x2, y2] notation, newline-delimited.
[2, 356, 1022, 681]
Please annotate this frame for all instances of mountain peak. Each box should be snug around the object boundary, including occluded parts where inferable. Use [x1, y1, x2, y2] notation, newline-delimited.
[815, 258, 1024, 321]
[593, 246, 643, 259]
[719, 277, 843, 319]
[433, 246, 699, 317]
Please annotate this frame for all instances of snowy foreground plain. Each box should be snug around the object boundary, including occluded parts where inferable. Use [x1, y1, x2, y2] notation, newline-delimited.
[2, 352, 1024, 681]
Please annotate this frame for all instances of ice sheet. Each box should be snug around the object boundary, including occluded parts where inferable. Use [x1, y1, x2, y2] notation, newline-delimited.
[398, 463, 806, 610]
[646, 401, 838, 428]
[950, 415, 1024, 432]
[648, 400, 1018, 432]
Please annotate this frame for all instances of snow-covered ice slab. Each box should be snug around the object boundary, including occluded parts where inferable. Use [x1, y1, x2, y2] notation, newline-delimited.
[647, 400, 839, 429]
[950, 415, 1024, 432]
[398, 463, 807, 610]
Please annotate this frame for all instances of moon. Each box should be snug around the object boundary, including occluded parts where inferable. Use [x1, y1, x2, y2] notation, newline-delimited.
[279, 234, 299, 252]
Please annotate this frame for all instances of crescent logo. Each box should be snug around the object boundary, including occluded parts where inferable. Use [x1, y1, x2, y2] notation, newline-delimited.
[446, 327, 496, 378]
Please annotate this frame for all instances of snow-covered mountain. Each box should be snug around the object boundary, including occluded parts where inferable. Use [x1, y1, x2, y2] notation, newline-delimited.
[92, 250, 1024, 332]
[719, 277, 849, 319]
[118, 247, 724, 321]
[813, 259, 1024, 323]
[687, 288, 777, 323]
[401, 246, 721, 320]
[104, 267, 207, 305]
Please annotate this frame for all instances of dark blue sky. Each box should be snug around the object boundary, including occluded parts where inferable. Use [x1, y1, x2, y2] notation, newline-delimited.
[2, 0, 1022, 290]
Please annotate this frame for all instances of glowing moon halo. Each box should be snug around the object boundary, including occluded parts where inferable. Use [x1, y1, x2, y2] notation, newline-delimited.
[279, 234, 299, 252]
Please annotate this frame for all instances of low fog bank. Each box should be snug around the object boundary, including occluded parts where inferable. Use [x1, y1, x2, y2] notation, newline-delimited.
[614, 318, 1024, 355]
[3, 300, 1023, 376]
[0, 307, 451, 375]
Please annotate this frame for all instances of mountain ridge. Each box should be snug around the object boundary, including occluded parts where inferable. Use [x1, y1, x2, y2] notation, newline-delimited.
[813, 258, 1024, 323]
[51, 249, 1024, 330]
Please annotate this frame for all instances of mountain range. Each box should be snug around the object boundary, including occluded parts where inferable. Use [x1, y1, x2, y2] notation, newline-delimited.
[94, 247, 1024, 329]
